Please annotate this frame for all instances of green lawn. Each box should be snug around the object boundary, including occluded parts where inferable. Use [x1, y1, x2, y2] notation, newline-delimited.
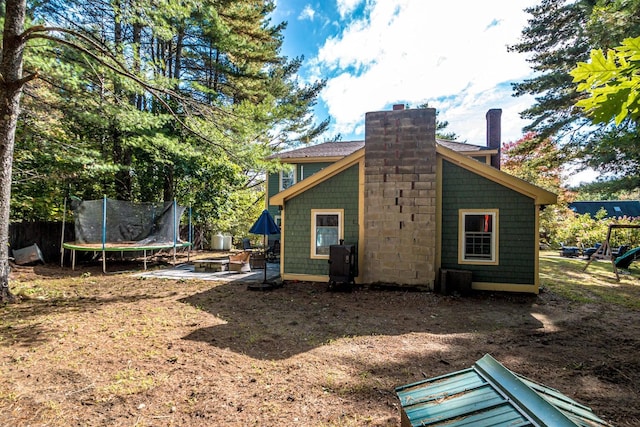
[540, 250, 640, 309]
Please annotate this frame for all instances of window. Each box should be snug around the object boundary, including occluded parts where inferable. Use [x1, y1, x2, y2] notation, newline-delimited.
[459, 209, 498, 265]
[311, 209, 343, 258]
[274, 215, 282, 227]
[279, 168, 296, 191]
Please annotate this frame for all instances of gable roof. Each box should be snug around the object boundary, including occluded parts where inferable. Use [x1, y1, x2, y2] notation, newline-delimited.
[436, 138, 497, 154]
[269, 147, 364, 206]
[396, 354, 611, 427]
[569, 201, 640, 218]
[269, 144, 557, 207]
[268, 141, 365, 162]
[269, 138, 495, 163]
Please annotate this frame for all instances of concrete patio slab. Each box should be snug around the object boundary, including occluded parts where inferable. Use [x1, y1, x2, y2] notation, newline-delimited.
[137, 261, 281, 284]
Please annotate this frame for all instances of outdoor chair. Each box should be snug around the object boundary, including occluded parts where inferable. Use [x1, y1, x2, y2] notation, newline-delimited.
[242, 238, 252, 250]
[266, 239, 280, 262]
[250, 251, 266, 269]
[229, 251, 251, 273]
[613, 245, 629, 258]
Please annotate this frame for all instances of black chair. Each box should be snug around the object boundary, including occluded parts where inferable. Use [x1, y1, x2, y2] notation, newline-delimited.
[613, 245, 629, 257]
[242, 238, 252, 250]
[266, 240, 280, 262]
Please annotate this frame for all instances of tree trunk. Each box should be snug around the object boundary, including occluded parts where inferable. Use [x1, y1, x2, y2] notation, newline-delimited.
[131, 22, 143, 110]
[163, 164, 174, 202]
[112, 5, 133, 200]
[0, 0, 27, 303]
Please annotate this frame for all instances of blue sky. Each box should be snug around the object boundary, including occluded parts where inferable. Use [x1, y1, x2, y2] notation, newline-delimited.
[271, 0, 540, 146]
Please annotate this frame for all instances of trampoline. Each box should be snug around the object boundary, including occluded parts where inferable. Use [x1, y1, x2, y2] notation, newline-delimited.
[61, 197, 192, 273]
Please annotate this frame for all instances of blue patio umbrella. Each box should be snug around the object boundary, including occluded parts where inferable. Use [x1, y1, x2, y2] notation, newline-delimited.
[248, 210, 280, 287]
[249, 209, 280, 236]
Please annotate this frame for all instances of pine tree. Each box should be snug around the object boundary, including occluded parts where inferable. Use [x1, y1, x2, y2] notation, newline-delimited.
[0, 0, 328, 300]
[510, 0, 640, 191]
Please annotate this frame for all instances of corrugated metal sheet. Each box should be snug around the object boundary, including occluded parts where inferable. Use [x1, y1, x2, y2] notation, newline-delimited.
[395, 354, 612, 427]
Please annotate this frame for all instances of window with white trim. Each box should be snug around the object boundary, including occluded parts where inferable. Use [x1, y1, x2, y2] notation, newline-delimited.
[459, 210, 498, 264]
[311, 209, 343, 258]
[279, 168, 296, 191]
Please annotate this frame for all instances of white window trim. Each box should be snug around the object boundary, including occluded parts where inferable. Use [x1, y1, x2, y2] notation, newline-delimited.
[458, 209, 499, 265]
[279, 167, 297, 191]
[310, 209, 344, 259]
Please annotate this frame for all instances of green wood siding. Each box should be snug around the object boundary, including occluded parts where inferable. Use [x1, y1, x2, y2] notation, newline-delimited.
[267, 171, 281, 202]
[267, 162, 333, 206]
[298, 162, 332, 180]
[283, 165, 359, 276]
[268, 162, 335, 241]
[470, 156, 487, 164]
[441, 160, 536, 286]
[267, 172, 282, 241]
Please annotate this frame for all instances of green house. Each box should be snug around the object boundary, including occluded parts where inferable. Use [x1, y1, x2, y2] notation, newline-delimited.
[268, 106, 556, 293]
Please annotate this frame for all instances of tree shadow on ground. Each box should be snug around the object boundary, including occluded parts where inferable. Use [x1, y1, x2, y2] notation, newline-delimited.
[180, 281, 544, 360]
[0, 291, 178, 348]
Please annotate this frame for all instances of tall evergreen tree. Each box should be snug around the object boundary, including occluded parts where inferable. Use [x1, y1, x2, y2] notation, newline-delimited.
[510, 0, 640, 191]
[509, 0, 595, 144]
[0, 0, 328, 301]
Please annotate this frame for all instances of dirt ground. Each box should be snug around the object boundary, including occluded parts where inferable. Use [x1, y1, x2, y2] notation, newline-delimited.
[1, 254, 639, 426]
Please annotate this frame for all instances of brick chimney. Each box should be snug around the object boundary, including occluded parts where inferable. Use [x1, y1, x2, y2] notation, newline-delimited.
[363, 107, 437, 288]
[486, 109, 502, 169]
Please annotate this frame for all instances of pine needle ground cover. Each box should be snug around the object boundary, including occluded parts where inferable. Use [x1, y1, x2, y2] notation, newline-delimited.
[1, 252, 639, 426]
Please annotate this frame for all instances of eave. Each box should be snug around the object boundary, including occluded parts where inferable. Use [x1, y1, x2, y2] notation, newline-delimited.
[277, 156, 345, 164]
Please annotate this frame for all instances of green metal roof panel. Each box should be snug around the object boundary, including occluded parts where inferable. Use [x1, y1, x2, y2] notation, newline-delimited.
[396, 354, 612, 427]
[517, 376, 613, 427]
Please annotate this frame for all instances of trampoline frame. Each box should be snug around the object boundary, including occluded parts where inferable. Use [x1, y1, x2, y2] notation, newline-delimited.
[61, 196, 192, 273]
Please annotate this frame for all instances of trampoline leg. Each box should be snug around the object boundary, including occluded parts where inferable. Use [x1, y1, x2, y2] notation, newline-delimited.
[102, 250, 106, 274]
[72, 250, 76, 271]
[144, 250, 147, 270]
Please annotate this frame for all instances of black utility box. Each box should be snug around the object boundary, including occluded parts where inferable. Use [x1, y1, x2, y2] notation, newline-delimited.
[439, 268, 472, 295]
[328, 243, 356, 290]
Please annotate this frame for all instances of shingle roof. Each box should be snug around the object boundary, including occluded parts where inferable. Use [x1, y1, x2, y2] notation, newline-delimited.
[436, 138, 494, 152]
[270, 139, 492, 161]
[268, 141, 365, 160]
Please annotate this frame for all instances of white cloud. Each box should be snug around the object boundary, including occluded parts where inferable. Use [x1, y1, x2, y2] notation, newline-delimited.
[314, 0, 536, 144]
[336, 0, 364, 19]
[299, 4, 316, 21]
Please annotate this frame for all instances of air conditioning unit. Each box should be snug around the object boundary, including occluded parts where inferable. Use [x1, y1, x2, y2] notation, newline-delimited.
[439, 268, 472, 295]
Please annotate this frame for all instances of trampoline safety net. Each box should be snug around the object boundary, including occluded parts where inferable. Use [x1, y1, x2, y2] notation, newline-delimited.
[71, 199, 186, 245]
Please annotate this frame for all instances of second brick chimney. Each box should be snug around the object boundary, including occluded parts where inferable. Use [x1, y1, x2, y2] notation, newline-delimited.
[486, 109, 502, 169]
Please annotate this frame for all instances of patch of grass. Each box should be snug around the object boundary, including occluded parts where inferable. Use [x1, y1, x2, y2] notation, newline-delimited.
[320, 413, 377, 426]
[0, 389, 18, 402]
[100, 368, 158, 397]
[540, 251, 640, 309]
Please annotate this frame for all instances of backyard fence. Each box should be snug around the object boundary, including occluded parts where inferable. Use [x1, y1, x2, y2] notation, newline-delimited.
[9, 222, 205, 265]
